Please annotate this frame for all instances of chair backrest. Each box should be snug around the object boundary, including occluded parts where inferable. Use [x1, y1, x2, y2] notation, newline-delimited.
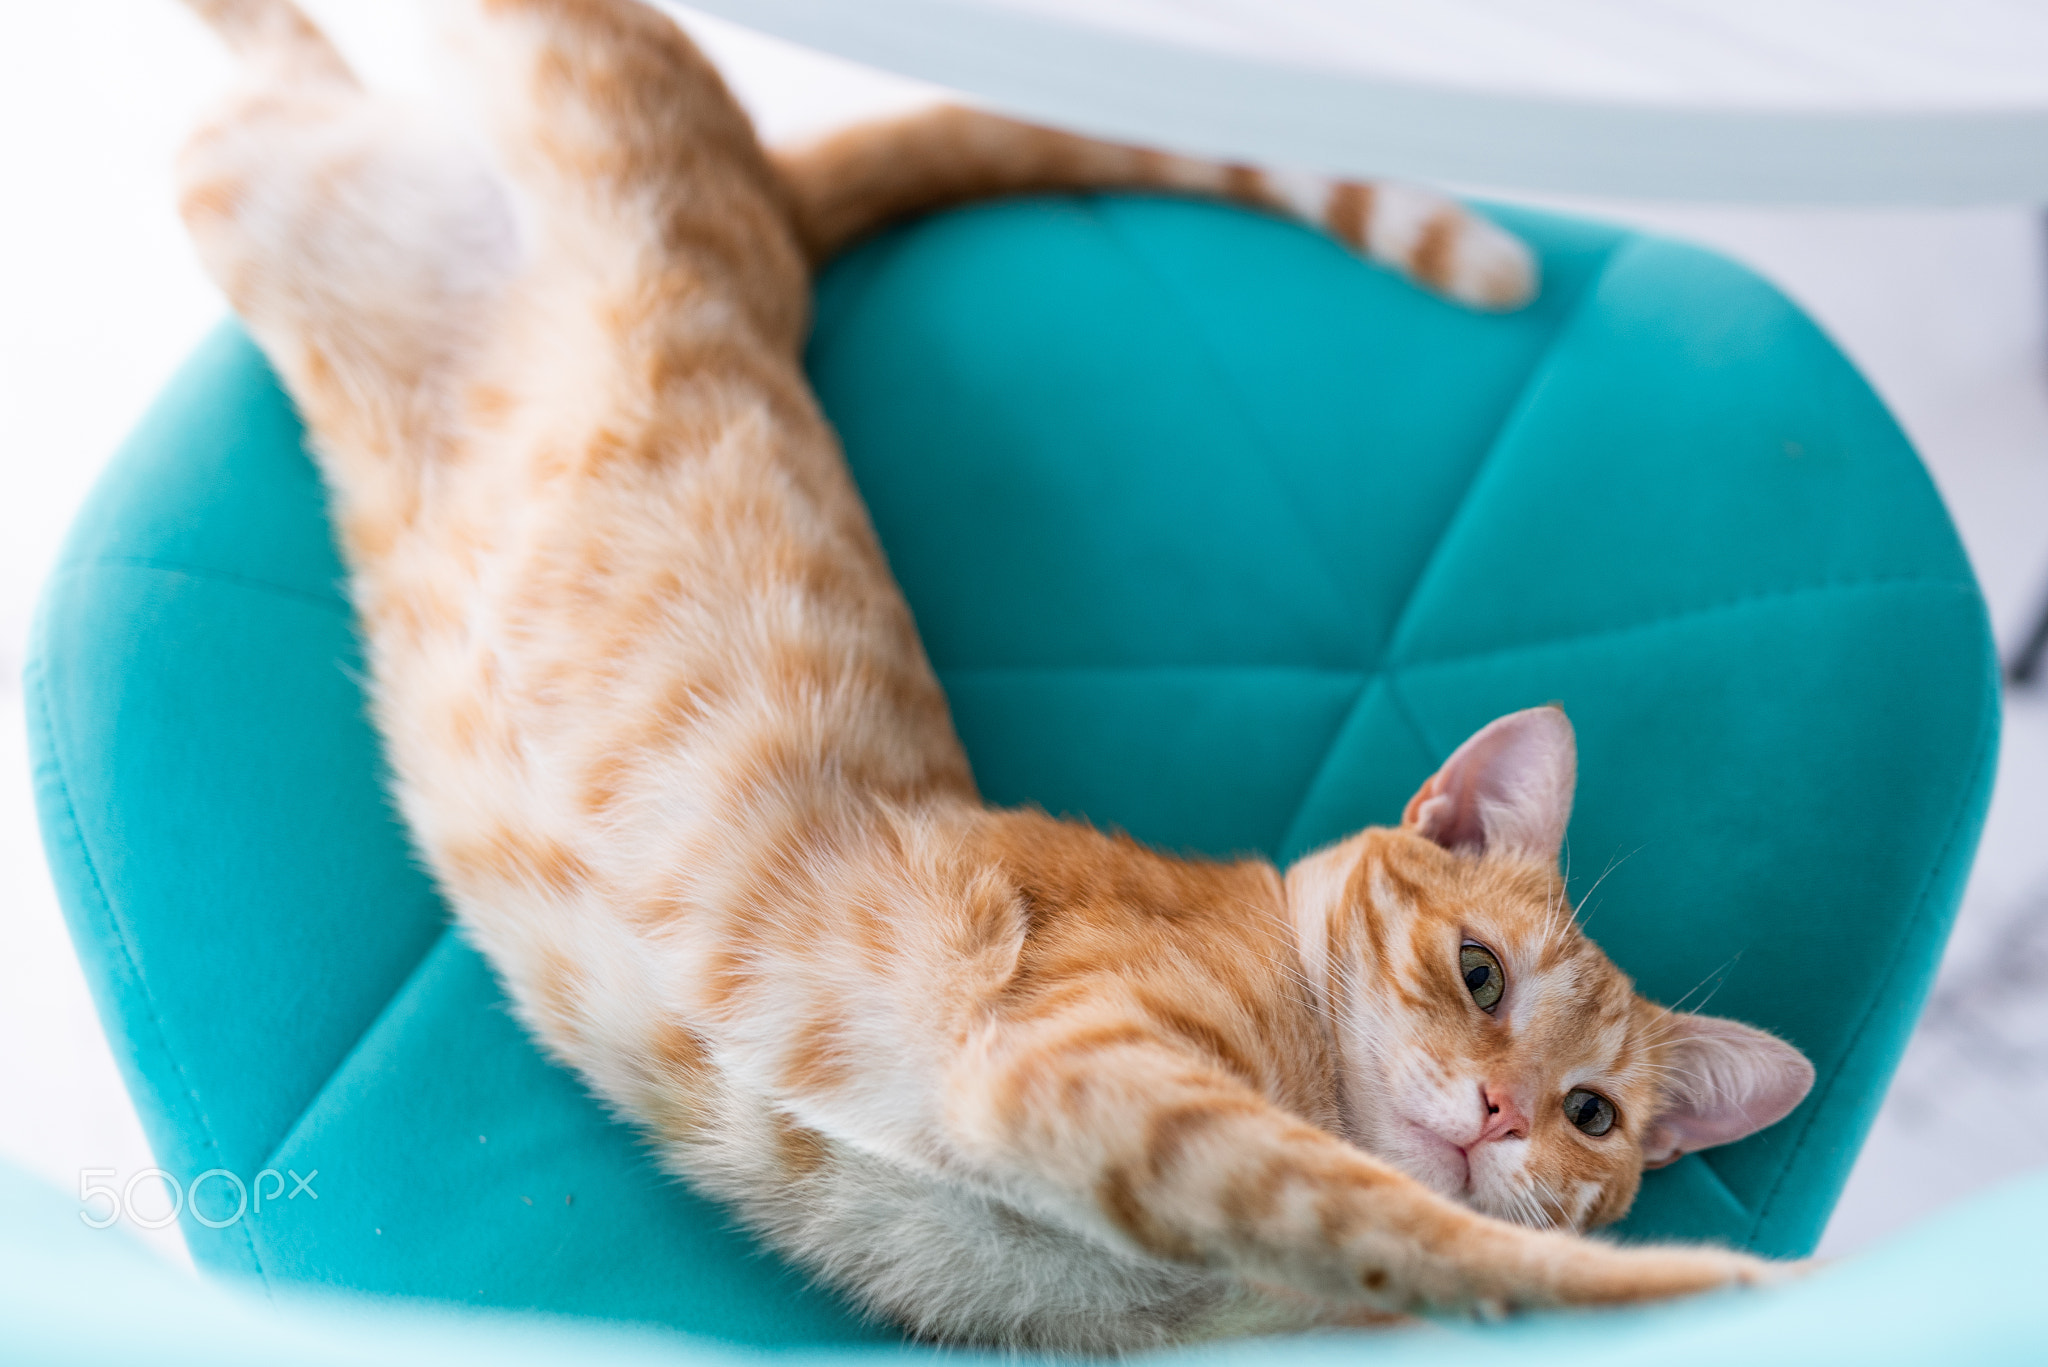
[29, 197, 1996, 1338]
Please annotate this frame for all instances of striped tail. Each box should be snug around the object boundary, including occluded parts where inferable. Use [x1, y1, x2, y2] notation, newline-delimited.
[772, 105, 1536, 310]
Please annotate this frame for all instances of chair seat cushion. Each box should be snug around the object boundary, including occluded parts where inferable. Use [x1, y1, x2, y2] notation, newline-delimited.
[28, 196, 1997, 1339]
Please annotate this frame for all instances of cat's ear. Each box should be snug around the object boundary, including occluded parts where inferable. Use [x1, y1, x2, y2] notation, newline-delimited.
[1401, 706, 1576, 865]
[1640, 1014, 1815, 1168]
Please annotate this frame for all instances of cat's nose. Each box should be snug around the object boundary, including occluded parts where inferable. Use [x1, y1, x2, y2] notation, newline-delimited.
[1476, 1082, 1529, 1144]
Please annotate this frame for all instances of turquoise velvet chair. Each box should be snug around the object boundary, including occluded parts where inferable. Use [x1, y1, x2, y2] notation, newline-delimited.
[7, 1155, 2048, 1367]
[27, 197, 1998, 1341]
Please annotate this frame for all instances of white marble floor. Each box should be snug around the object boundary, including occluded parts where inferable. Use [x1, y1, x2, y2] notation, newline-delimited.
[2, 0, 2043, 1270]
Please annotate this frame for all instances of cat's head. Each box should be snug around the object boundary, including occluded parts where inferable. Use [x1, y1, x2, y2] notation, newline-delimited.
[1285, 706, 1813, 1230]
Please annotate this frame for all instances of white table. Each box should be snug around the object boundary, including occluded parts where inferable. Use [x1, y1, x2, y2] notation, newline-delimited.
[674, 0, 2048, 679]
[673, 0, 2048, 204]
[679, 0, 2048, 680]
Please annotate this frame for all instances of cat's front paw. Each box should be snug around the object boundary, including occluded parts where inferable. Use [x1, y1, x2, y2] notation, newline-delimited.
[1589, 1243, 1799, 1303]
[1723, 1252, 1812, 1289]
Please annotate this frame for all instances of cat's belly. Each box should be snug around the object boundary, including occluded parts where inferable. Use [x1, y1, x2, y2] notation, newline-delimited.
[665, 1089, 1304, 1351]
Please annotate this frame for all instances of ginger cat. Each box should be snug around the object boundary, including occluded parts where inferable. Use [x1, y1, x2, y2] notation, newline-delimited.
[172, 0, 1813, 1349]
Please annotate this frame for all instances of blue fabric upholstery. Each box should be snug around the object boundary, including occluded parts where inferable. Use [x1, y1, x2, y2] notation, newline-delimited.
[8, 1156, 2048, 1366]
[28, 197, 1996, 1336]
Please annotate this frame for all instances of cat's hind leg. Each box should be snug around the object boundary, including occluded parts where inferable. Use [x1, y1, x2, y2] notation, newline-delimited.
[441, 0, 810, 370]
[175, 0, 519, 561]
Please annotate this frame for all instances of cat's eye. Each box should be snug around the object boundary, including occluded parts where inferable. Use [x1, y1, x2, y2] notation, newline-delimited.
[1459, 942, 1504, 1012]
[1563, 1089, 1617, 1137]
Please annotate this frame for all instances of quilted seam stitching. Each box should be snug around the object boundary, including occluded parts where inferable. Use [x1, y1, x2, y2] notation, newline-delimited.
[257, 923, 458, 1174]
[1081, 195, 1370, 653]
[1271, 676, 1377, 859]
[1681, 1138, 1749, 1223]
[26, 646, 271, 1285]
[1254, 673, 1375, 856]
[56, 556, 352, 616]
[46, 558, 449, 1201]
[1744, 657, 2001, 1249]
[1391, 573, 1973, 676]
[1373, 234, 1639, 672]
[937, 661, 1376, 857]
[1377, 668, 1442, 764]
[1273, 236, 1633, 856]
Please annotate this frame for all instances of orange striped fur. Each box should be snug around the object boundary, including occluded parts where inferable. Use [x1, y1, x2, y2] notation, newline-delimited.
[170, 0, 1809, 1348]
[772, 105, 1537, 309]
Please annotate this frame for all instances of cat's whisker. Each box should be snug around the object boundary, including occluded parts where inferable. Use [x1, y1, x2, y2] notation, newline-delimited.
[1644, 954, 1744, 1034]
[1567, 845, 1641, 935]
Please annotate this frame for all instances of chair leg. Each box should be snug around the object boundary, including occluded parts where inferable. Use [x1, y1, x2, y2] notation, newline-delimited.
[2011, 212, 2048, 689]
[2012, 585, 2048, 686]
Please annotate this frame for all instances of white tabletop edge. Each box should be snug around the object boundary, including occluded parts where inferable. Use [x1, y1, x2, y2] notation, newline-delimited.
[674, 0, 2048, 205]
